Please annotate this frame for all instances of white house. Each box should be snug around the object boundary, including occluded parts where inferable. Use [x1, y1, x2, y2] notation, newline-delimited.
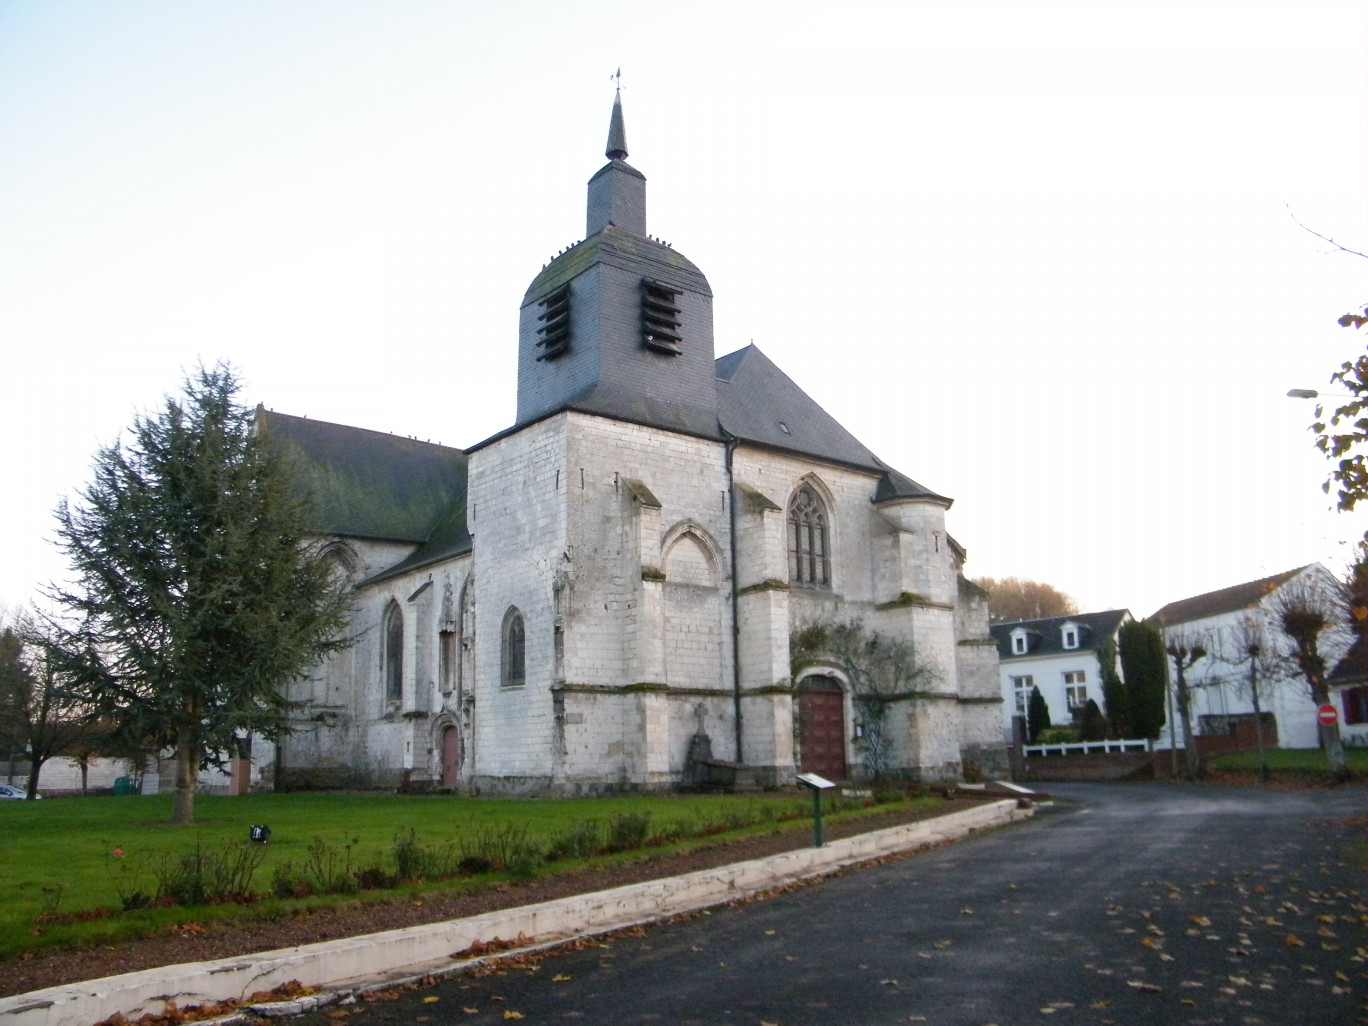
[1150, 564, 1352, 750]
[990, 610, 1132, 741]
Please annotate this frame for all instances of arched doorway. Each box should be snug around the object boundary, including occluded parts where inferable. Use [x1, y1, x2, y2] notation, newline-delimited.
[797, 675, 847, 781]
[440, 725, 462, 787]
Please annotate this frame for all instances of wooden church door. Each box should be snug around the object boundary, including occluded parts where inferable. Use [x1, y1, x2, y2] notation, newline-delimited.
[798, 677, 847, 781]
[440, 726, 462, 787]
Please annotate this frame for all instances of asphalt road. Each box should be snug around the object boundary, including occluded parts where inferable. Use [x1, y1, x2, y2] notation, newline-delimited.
[299, 783, 1366, 1026]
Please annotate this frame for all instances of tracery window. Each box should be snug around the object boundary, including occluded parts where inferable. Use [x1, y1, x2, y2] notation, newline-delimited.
[383, 601, 403, 702]
[502, 608, 526, 688]
[788, 485, 831, 588]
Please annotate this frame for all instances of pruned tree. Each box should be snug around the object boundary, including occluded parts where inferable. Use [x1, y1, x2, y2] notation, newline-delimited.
[1117, 620, 1167, 741]
[1165, 632, 1208, 780]
[46, 364, 353, 824]
[1216, 615, 1283, 781]
[1269, 574, 1352, 780]
[790, 620, 940, 781]
[969, 576, 1079, 623]
[1026, 685, 1051, 744]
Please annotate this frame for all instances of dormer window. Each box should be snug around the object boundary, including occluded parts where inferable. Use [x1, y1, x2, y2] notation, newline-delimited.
[1010, 628, 1030, 655]
[641, 279, 682, 354]
[536, 285, 571, 360]
[1061, 622, 1080, 650]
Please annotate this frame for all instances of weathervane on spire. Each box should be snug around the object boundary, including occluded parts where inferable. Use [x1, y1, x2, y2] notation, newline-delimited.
[605, 69, 628, 161]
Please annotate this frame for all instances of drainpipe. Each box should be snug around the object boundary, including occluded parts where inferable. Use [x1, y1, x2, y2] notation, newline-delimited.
[724, 429, 744, 763]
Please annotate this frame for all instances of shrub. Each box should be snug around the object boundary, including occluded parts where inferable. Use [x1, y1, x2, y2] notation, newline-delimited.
[1036, 726, 1081, 745]
[392, 828, 422, 879]
[147, 840, 266, 906]
[605, 812, 651, 852]
[303, 836, 361, 895]
[1080, 699, 1108, 741]
[545, 820, 604, 861]
[460, 821, 535, 872]
[1027, 686, 1051, 744]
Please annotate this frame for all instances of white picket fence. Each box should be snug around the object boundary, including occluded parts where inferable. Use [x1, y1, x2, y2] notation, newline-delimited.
[1023, 739, 1151, 757]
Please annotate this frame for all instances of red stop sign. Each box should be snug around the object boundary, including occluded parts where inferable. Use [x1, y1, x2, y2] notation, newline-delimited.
[1317, 703, 1339, 726]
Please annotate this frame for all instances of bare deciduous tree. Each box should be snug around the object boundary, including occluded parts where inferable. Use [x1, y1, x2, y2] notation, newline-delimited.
[1, 611, 94, 798]
[1165, 631, 1208, 780]
[1215, 616, 1283, 781]
[1269, 575, 1352, 780]
[969, 577, 1079, 623]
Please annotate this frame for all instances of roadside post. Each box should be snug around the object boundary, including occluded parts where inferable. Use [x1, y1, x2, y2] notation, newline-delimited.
[796, 772, 836, 847]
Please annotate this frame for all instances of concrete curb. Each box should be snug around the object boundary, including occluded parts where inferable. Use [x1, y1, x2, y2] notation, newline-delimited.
[1, 799, 1031, 1026]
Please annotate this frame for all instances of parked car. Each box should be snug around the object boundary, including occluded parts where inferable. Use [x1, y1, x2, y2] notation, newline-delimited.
[0, 783, 39, 800]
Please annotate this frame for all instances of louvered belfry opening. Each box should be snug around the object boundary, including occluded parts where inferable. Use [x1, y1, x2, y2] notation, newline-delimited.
[536, 284, 571, 360]
[641, 278, 682, 354]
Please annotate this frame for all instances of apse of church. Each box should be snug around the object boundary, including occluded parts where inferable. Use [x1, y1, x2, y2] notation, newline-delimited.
[260, 90, 1006, 794]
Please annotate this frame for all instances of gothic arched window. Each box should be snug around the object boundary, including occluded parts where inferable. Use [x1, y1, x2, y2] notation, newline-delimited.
[788, 486, 831, 588]
[502, 608, 526, 688]
[383, 601, 404, 702]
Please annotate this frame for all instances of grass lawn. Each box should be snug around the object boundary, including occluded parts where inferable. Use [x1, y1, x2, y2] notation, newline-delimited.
[1206, 746, 1368, 776]
[0, 789, 925, 960]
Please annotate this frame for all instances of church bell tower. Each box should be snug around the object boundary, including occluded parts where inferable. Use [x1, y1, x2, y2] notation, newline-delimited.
[514, 90, 719, 439]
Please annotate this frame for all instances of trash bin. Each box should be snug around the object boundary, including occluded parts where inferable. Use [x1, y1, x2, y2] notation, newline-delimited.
[113, 776, 133, 795]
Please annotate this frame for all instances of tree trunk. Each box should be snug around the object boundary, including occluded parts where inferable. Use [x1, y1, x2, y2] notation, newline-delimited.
[1309, 680, 1348, 782]
[1248, 660, 1268, 782]
[1174, 669, 1201, 780]
[25, 755, 43, 804]
[173, 727, 198, 825]
[1319, 722, 1348, 782]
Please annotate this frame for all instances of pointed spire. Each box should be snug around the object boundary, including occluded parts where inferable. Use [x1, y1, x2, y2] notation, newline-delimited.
[605, 84, 628, 161]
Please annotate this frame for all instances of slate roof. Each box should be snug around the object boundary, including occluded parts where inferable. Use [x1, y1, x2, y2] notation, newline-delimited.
[255, 409, 471, 579]
[1149, 566, 1310, 627]
[1328, 633, 1367, 687]
[715, 345, 949, 504]
[989, 609, 1131, 662]
[259, 342, 949, 589]
[523, 226, 711, 307]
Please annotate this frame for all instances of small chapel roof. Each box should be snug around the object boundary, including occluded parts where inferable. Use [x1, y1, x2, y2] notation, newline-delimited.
[715, 344, 949, 504]
[255, 408, 470, 556]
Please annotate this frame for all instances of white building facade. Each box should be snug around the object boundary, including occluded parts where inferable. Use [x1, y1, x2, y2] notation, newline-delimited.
[991, 610, 1131, 741]
[1151, 564, 1352, 750]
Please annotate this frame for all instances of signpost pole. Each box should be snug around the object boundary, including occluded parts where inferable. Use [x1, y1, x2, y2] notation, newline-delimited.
[796, 772, 836, 849]
[811, 786, 823, 848]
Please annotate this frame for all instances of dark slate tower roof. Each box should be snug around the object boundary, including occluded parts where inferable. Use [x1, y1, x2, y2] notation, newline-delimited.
[514, 91, 720, 439]
[715, 345, 950, 504]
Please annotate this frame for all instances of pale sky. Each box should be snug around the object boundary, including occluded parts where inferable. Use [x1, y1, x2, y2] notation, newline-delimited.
[2, 0, 1365, 620]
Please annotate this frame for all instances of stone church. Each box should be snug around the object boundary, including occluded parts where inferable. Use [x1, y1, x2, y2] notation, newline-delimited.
[259, 93, 1005, 794]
